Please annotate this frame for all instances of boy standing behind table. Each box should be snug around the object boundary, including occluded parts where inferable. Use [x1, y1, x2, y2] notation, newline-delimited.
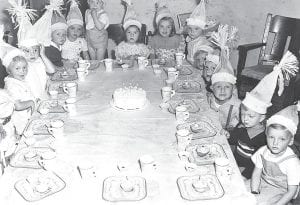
[85, 0, 109, 60]
[185, 0, 218, 65]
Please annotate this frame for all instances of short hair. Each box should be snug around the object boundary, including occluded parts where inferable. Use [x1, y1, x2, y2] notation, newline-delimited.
[7, 56, 27, 72]
[155, 16, 176, 37]
[266, 123, 293, 138]
[124, 25, 144, 43]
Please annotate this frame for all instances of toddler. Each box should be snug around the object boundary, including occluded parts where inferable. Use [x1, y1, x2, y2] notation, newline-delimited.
[115, 0, 150, 62]
[202, 53, 219, 83]
[45, 12, 68, 68]
[85, 0, 109, 60]
[185, 0, 217, 64]
[3, 50, 35, 135]
[62, 0, 89, 62]
[251, 105, 300, 205]
[148, 3, 185, 63]
[193, 45, 215, 70]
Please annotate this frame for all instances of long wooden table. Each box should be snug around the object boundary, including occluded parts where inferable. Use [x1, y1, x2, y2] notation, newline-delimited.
[0, 63, 256, 205]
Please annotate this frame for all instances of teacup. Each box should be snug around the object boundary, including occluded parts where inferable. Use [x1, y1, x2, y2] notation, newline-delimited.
[167, 67, 179, 81]
[215, 157, 233, 178]
[137, 56, 149, 70]
[175, 105, 189, 124]
[139, 155, 157, 173]
[48, 90, 58, 100]
[161, 87, 175, 102]
[176, 129, 191, 151]
[63, 82, 77, 98]
[48, 119, 64, 138]
[77, 69, 89, 81]
[175, 52, 185, 66]
[104, 58, 113, 72]
[63, 97, 77, 116]
[78, 60, 90, 70]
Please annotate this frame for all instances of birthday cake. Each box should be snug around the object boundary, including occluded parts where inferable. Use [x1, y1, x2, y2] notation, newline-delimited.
[112, 86, 148, 110]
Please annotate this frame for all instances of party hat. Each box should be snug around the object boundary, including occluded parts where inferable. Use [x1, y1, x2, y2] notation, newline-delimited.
[192, 43, 214, 58]
[155, 1, 172, 25]
[122, 0, 142, 30]
[1, 45, 25, 69]
[6, 0, 38, 47]
[186, 0, 218, 31]
[242, 51, 299, 114]
[67, 0, 83, 26]
[267, 104, 299, 135]
[31, 0, 66, 46]
[210, 24, 238, 85]
[0, 89, 14, 119]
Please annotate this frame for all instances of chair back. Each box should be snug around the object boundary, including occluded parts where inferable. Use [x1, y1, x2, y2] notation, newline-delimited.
[259, 13, 300, 64]
[177, 12, 191, 29]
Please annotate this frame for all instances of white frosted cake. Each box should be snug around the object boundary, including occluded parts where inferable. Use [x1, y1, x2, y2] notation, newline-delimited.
[112, 86, 147, 110]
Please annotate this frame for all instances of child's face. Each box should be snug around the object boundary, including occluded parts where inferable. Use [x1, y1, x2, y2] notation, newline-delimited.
[187, 25, 203, 40]
[67, 25, 83, 40]
[51, 29, 67, 46]
[88, 0, 103, 9]
[8, 60, 28, 81]
[266, 127, 293, 155]
[203, 61, 217, 82]
[20, 45, 40, 62]
[194, 51, 208, 69]
[126, 26, 140, 44]
[158, 19, 172, 37]
[241, 106, 264, 128]
[211, 81, 233, 102]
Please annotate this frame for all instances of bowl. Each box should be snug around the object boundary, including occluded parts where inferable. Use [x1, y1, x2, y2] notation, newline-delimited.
[196, 145, 210, 157]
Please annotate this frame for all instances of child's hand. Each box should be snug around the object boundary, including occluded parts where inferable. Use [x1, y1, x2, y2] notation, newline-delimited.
[220, 129, 230, 139]
[39, 44, 46, 57]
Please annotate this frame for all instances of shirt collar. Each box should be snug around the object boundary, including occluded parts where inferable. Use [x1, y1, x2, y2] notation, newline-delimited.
[50, 41, 62, 51]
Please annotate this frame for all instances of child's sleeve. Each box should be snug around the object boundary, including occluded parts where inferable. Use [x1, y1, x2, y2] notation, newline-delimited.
[284, 158, 300, 186]
[251, 147, 264, 169]
[81, 38, 88, 52]
[99, 12, 109, 29]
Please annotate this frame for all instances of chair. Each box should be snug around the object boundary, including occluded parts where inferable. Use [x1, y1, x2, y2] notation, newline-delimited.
[237, 13, 300, 100]
[177, 12, 191, 29]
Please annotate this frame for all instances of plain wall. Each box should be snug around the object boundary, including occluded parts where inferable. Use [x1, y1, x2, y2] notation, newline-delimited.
[2, 0, 300, 67]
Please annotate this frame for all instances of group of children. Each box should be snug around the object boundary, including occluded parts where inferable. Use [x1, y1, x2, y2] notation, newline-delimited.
[0, 0, 300, 204]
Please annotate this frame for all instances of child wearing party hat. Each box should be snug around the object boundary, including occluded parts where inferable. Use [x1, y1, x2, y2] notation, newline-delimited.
[250, 104, 300, 204]
[208, 24, 240, 131]
[7, 0, 56, 99]
[148, 1, 185, 63]
[115, 0, 150, 63]
[185, 0, 218, 64]
[42, 1, 68, 68]
[62, 0, 89, 62]
[202, 52, 219, 84]
[192, 44, 214, 70]
[1, 46, 35, 135]
[85, 0, 109, 60]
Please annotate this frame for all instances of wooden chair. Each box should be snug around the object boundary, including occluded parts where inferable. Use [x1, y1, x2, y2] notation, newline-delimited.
[237, 13, 300, 101]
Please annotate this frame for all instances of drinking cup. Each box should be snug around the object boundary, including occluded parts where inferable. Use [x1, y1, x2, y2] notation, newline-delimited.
[176, 129, 191, 151]
[78, 60, 90, 70]
[77, 70, 89, 82]
[175, 52, 185, 66]
[137, 56, 149, 70]
[63, 82, 77, 98]
[175, 105, 190, 123]
[167, 67, 179, 81]
[215, 157, 233, 178]
[139, 155, 157, 173]
[48, 120, 64, 138]
[104, 58, 113, 72]
[161, 87, 175, 102]
[63, 97, 77, 116]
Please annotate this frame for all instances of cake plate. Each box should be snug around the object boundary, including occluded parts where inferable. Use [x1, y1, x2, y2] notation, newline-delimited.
[110, 99, 150, 111]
